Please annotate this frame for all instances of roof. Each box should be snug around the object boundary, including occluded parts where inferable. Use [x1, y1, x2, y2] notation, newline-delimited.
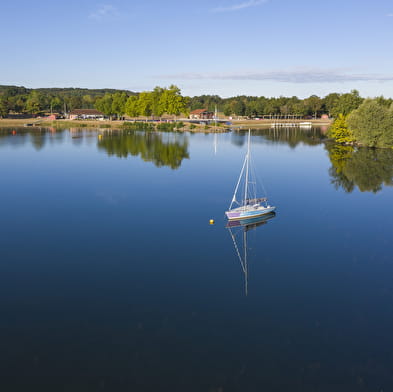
[190, 108, 210, 114]
[69, 109, 104, 115]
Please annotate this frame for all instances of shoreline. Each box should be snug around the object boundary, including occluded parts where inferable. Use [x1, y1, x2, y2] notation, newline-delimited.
[0, 118, 332, 129]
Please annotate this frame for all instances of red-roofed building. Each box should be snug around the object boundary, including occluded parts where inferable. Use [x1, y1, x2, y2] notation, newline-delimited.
[189, 108, 214, 120]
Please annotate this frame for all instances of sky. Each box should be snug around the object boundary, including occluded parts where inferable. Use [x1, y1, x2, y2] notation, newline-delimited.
[2, 0, 393, 98]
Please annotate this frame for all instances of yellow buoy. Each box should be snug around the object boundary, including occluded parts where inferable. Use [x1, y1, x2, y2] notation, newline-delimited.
[98, 134, 102, 139]
[209, 219, 215, 225]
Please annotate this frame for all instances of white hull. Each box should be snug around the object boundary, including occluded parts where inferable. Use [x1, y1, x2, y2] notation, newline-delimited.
[226, 205, 276, 220]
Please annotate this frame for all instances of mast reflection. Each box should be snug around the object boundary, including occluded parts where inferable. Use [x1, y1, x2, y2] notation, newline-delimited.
[226, 212, 276, 296]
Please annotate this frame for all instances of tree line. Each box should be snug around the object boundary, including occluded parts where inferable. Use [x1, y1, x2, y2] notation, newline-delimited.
[0, 86, 135, 117]
[0, 85, 378, 120]
[95, 85, 189, 119]
[189, 90, 366, 118]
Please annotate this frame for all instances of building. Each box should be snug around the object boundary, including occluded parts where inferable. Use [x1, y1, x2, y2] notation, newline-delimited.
[189, 109, 214, 120]
[68, 109, 104, 120]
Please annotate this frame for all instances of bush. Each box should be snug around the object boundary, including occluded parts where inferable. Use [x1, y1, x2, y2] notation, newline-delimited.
[328, 114, 354, 144]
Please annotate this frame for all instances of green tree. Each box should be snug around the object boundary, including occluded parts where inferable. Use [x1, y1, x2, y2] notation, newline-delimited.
[82, 94, 94, 108]
[111, 92, 127, 118]
[95, 93, 114, 118]
[25, 91, 44, 115]
[233, 98, 246, 116]
[125, 95, 139, 118]
[323, 93, 340, 117]
[137, 91, 154, 118]
[223, 102, 233, 116]
[50, 96, 62, 112]
[245, 100, 258, 117]
[151, 86, 165, 117]
[347, 99, 393, 147]
[292, 102, 307, 117]
[66, 95, 83, 111]
[304, 95, 322, 118]
[159, 85, 189, 119]
[330, 90, 363, 117]
[0, 97, 8, 117]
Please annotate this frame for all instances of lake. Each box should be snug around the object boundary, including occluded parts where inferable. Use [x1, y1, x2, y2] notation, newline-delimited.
[1, 126, 393, 391]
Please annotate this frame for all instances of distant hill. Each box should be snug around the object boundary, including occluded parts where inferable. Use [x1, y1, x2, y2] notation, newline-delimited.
[0, 85, 136, 97]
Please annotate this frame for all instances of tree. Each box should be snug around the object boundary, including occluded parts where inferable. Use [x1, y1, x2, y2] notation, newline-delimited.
[159, 85, 188, 119]
[50, 96, 62, 112]
[223, 102, 233, 116]
[292, 102, 308, 117]
[111, 92, 127, 119]
[323, 93, 340, 116]
[233, 98, 246, 116]
[125, 96, 139, 118]
[347, 99, 393, 148]
[137, 91, 154, 118]
[304, 95, 322, 118]
[95, 93, 114, 118]
[0, 97, 8, 117]
[25, 91, 44, 115]
[82, 94, 94, 108]
[330, 90, 363, 117]
[245, 100, 258, 117]
[151, 86, 165, 117]
[328, 114, 355, 144]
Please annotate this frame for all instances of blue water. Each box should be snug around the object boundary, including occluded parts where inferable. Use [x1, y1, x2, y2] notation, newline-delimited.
[1, 127, 393, 391]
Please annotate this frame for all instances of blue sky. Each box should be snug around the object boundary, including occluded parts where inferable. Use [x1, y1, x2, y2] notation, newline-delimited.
[2, 0, 393, 98]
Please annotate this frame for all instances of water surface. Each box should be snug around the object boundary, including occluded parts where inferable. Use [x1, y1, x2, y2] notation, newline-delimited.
[1, 126, 393, 391]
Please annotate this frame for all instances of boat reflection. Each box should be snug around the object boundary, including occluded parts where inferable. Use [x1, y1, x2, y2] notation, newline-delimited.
[226, 212, 276, 296]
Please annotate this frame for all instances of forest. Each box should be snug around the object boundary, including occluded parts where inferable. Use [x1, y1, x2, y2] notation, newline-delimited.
[0, 84, 381, 120]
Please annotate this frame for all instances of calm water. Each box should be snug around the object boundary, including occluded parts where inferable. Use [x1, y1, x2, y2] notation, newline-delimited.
[1, 126, 393, 391]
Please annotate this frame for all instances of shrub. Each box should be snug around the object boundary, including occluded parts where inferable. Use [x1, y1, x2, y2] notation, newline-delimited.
[328, 114, 355, 144]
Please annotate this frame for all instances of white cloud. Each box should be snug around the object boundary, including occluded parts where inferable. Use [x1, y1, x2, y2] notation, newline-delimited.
[89, 4, 119, 21]
[211, 0, 267, 13]
[387, 13, 393, 16]
[164, 68, 393, 83]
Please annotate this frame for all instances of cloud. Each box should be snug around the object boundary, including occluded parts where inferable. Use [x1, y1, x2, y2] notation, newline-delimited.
[164, 68, 393, 83]
[387, 13, 393, 16]
[211, 0, 267, 13]
[89, 4, 119, 21]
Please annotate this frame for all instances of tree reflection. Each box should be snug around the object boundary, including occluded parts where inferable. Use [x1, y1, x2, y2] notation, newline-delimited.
[235, 127, 327, 148]
[97, 131, 189, 169]
[326, 143, 393, 193]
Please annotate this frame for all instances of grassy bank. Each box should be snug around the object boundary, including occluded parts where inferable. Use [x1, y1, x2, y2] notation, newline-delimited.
[0, 117, 332, 131]
[232, 118, 332, 127]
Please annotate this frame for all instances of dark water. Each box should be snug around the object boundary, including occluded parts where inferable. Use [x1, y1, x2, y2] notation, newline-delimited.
[1, 126, 393, 391]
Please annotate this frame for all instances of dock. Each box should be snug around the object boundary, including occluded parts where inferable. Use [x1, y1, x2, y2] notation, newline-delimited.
[271, 122, 312, 128]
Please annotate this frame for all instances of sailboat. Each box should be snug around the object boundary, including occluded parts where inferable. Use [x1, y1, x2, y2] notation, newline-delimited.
[226, 213, 276, 295]
[225, 130, 276, 220]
